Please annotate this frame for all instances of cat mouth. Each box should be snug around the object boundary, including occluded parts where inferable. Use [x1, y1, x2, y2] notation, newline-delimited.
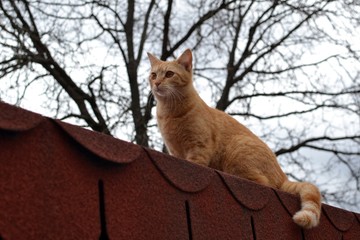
[152, 87, 167, 97]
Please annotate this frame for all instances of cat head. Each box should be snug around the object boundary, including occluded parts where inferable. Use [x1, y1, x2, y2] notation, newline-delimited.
[147, 49, 193, 100]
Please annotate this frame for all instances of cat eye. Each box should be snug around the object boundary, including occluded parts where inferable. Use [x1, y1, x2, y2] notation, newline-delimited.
[165, 71, 174, 78]
[150, 72, 157, 80]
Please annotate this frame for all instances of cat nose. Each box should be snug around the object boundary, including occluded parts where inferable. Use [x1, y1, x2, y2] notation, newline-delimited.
[155, 81, 161, 87]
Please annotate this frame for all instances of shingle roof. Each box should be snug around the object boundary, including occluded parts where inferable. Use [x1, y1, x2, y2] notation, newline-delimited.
[0, 101, 359, 239]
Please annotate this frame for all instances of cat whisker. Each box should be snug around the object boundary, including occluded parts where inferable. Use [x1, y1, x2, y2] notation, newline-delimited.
[167, 87, 185, 111]
[167, 89, 176, 111]
[169, 86, 185, 101]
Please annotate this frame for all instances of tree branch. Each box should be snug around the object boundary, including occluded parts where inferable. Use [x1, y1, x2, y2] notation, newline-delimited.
[275, 135, 360, 156]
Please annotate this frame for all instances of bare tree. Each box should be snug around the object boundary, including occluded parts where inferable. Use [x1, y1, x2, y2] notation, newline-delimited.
[0, 0, 234, 145]
[0, 0, 359, 211]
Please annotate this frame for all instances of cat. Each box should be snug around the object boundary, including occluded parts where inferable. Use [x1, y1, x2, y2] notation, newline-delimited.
[147, 49, 321, 229]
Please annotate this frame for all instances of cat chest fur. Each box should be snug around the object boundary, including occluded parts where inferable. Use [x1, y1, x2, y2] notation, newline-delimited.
[156, 111, 217, 160]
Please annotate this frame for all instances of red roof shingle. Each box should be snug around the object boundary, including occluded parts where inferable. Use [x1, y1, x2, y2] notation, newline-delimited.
[0, 101, 359, 239]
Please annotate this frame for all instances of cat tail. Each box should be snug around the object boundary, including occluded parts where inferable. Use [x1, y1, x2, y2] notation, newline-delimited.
[280, 180, 322, 229]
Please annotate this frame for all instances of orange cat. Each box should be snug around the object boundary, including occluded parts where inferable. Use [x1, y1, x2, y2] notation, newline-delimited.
[147, 49, 321, 229]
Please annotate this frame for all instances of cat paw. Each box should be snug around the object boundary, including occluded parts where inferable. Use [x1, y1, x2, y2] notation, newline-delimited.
[293, 210, 319, 229]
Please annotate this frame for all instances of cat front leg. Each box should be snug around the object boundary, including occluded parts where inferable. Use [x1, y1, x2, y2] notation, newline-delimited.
[185, 151, 212, 167]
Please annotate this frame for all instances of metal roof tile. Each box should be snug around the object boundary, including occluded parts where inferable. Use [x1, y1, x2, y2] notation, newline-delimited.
[323, 204, 356, 232]
[273, 188, 301, 216]
[144, 148, 216, 193]
[55, 120, 141, 164]
[218, 171, 271, 211]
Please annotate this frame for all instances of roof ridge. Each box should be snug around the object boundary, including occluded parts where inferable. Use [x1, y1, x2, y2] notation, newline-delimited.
[0, 101, 45, 131]
[55, 120, 142, 164]
[143, 147, 216, 193]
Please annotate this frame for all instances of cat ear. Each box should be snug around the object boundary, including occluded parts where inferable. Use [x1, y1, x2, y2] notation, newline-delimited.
[177, 49, 192, 72]
[147, 52, 161, 68]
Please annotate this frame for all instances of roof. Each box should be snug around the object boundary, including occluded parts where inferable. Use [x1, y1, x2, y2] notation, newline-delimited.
[0, 101, 359, 239]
